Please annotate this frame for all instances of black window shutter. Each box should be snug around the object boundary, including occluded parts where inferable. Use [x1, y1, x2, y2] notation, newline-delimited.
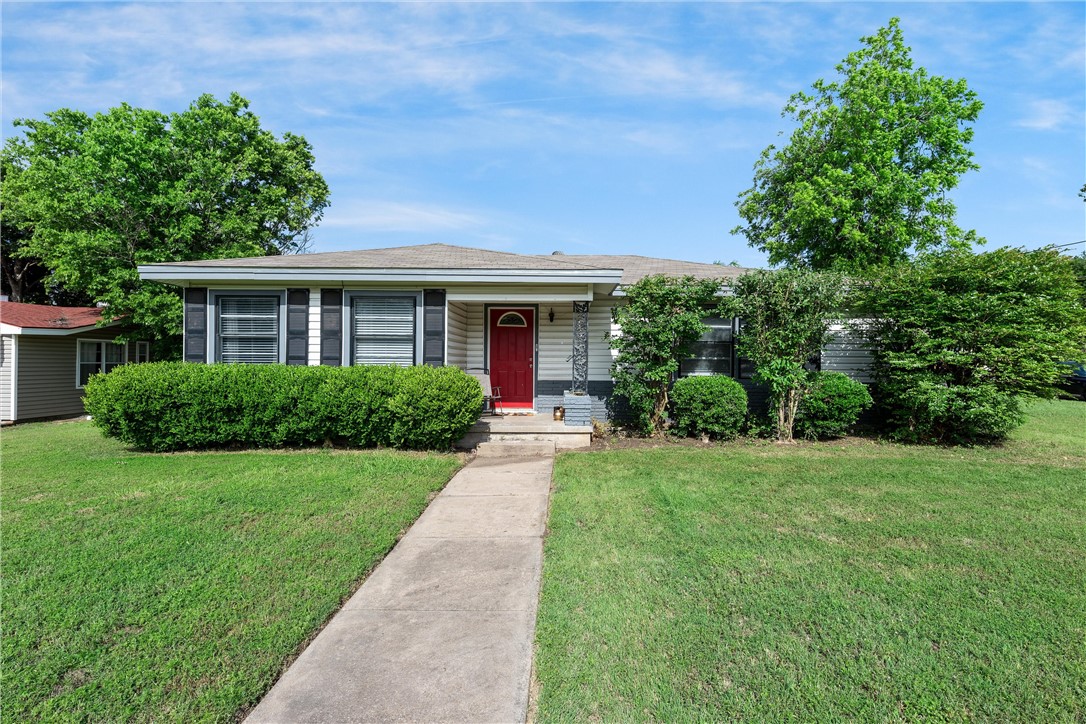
[286, 289, 309, 365]
[422, 290, 445, 367]
[184, 288, 208, 363]
[320, 289, 343, 366]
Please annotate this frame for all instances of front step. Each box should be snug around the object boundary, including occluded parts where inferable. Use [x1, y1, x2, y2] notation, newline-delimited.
[475, 441, 556, 458]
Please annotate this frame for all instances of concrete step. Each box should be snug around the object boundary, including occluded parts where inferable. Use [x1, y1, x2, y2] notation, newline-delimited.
[475, 441, 556, 458]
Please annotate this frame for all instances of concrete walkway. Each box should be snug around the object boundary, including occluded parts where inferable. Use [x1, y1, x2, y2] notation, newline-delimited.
[247, 447, 554, 724]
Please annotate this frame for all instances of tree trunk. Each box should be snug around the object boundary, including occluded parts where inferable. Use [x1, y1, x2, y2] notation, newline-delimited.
[777, 387, 800, 443]
[651, 385, 669, 435]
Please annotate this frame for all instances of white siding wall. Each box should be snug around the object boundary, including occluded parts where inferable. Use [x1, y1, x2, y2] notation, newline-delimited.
[307, 287, 321, 365]
[822, 323, 874, 383]
[538, 304, 573, 381]
[465, 302, 485, 370]
[1, 335, 13, 420]
[589, 303, 616, 382]
[447, 301, 469, 368]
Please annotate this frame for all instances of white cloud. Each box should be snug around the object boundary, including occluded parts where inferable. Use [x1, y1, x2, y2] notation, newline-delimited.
[1016, 99, 1075, 131]
[319, 200, 485, 233]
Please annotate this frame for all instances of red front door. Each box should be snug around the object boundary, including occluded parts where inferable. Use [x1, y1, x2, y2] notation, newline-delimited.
[489, 308, 534, 407]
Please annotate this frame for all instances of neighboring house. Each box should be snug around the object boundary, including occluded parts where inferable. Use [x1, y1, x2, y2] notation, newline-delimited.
[0, 302, 149, 423]
[138, 243, 871, 424]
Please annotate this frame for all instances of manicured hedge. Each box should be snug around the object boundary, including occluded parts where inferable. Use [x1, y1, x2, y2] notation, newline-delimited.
[669, 375, 748, 440]
[83, 362, 483, 452]
[796, 371, 873, 440]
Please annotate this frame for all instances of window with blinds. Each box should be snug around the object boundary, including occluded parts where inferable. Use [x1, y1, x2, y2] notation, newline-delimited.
[217, 296, 280, 364]
[352, 296, 416, 366]
[680, 316, 734, 377]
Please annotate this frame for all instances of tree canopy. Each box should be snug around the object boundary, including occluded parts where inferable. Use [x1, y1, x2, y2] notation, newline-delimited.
[1, 93, 330, 351]
[733, 18, 983, 273]
[854, 247, 1086, 443]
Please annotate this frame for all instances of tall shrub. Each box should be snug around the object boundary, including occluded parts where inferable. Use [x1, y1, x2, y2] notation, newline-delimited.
[855, 247, 1086, 443]
[609, 275, 722, 435]
[725, 268, 845, 442]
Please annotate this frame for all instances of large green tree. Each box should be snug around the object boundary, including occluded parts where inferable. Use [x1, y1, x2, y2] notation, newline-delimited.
[733, 18, 983, 272]
[1, 93, 330, 352]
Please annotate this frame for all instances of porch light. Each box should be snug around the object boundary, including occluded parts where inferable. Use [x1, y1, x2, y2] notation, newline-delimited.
[548, 308, 555, 323]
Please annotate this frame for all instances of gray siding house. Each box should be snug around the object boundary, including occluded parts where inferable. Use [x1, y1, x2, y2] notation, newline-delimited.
[138, 243, 871, 424]
[1, 302, 149, 423]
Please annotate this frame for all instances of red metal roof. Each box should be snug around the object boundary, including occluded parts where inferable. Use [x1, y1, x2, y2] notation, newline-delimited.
[0, 302, 106, 329]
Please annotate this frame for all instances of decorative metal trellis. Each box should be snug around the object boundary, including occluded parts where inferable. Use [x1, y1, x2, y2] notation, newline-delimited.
[571, 301, 590, 393]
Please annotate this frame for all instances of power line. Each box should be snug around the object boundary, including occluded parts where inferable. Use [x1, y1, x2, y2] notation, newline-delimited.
[1048, 240, 1086, 249]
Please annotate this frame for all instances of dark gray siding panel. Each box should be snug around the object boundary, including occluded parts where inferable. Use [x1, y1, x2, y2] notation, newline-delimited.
[184, 287, 208, 363]
[286, 288, 309, 365]
[17, 331, 123, 420]
[320, 289, 343, 366]
[423, 289, 445, 367]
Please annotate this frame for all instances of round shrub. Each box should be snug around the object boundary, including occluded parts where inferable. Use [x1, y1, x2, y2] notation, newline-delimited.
[795, 371, 873, 439]
[669, 375, 748, 440]
[83, 362, 483, 452]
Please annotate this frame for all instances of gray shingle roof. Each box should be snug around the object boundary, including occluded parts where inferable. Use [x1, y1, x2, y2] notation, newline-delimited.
[555, 254, 752, 285]
[165, 243, 616, 271]
[153, 243, 755, 285]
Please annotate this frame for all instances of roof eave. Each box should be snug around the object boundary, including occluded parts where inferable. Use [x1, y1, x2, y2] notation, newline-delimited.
[0, 318, 121, 335]
[137, 265, 625, 286]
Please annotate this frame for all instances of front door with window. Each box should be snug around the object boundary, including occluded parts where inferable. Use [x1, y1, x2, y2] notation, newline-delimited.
[489, 308, 534, 408]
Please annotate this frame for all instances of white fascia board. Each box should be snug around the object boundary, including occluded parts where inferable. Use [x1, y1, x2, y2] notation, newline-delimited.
[0, 320, 122, 336]
[137, 265, 624, 286]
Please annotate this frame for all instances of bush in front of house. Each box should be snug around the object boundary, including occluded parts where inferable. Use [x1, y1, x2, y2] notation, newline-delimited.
[83, 362, 483, 452]
[876, 377, 1024, 446]
[795, 371, 872, 440]
[669, 375, 748, 440]
[855, 247, 1086, 445]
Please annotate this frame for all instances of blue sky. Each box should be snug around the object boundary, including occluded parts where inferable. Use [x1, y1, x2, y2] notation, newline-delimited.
[3, 2, 1083, 267]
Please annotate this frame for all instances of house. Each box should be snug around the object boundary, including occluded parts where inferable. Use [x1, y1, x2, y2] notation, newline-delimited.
[137, 243, 871, 425]
[1, 302, 149, 423]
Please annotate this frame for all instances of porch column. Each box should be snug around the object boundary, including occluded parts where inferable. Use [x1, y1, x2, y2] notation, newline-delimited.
[571, 301, 589, 394]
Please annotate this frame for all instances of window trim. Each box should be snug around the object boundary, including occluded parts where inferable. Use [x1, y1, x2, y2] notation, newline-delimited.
[209, 290, 287, 364]
[75, 338, 128, 389]
[134, 341, 151, 364]
[343, 290, 424, 367]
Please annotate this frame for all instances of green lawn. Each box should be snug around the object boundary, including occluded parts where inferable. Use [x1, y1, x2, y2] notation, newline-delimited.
[535, 400, 1086, 721]
[1, 422, 463, 721]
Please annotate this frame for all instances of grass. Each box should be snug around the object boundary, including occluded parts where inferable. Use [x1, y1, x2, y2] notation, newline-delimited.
[1, 422, 463, 721]
[535, 400, 1086, 721]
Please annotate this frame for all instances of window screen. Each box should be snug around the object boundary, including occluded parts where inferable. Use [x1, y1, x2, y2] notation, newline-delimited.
[352, 296, 415, 366]
[680, 316, 734, 377]
[218, 296, 279, 364]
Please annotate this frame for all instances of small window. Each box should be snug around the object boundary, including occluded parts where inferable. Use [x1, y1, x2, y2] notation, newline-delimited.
[681, 317, 733, 377]
[352, 296, 415, 366]
[497, 312, 527, 327]
[218, 296, 280, 364]
[134, 341, 150, 364]
[77, 340, 126, 387]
